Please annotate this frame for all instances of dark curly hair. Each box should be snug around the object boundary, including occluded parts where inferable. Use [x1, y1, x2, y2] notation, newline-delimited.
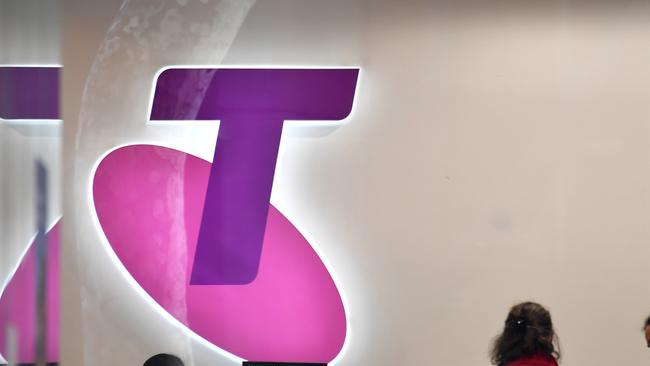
[490, 302, 560, 366]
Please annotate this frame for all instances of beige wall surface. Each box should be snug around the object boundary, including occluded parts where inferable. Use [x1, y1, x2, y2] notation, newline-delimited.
[61, 1, 650, 365]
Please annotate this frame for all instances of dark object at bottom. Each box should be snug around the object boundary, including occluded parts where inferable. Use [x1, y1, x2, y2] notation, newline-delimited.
[144, 354, 184, 366]
[243, 363, 327, 366]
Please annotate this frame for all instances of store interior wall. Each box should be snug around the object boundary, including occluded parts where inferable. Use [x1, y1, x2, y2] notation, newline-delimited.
[54, 0, 650, 365]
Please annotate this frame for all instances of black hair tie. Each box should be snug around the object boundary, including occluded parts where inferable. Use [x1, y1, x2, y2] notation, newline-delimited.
[506, 318, 526, 330]
[512, 318, 527, 331]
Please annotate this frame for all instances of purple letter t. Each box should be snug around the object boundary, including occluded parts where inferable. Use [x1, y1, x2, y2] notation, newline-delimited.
[150, 68, 359, 285]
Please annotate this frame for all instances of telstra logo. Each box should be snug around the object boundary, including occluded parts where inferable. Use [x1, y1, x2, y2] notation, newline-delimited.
[94, 67, 360, 364]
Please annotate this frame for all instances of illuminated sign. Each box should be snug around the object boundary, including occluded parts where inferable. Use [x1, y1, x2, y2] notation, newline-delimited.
[93, 67, 359, 363]
[0, 66, 59, 120]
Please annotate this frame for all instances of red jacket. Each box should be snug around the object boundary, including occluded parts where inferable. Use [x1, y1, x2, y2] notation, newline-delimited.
[506, 354, 558, 366]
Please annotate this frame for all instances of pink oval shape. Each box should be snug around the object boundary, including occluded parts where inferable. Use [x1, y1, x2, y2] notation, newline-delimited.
[93, 145, 346, 363]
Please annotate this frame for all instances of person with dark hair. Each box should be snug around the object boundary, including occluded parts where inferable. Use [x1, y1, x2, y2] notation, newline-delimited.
[490, 302, 560, 366]
[143, 353, 184, 366]
[643, 316, 650, 347]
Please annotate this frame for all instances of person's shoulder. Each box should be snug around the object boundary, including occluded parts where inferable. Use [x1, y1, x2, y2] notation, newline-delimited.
[506, 354, 558, 366]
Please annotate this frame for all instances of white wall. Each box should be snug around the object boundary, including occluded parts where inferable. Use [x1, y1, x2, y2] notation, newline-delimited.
[62, 1, 650, 365]
[0, 0, 60, 65]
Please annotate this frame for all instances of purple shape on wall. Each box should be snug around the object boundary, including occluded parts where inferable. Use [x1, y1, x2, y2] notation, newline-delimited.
[151, 68, 359, 285]
[0, 67, 59, 120]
